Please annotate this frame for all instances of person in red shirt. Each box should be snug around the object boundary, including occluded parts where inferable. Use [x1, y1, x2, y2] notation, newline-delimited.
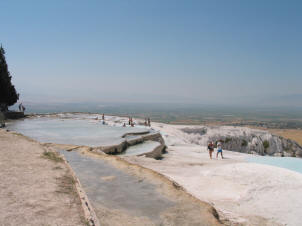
[207, 141, 214, 159]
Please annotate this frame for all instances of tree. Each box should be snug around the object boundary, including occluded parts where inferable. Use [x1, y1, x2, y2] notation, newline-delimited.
[0, 45, 19, 111]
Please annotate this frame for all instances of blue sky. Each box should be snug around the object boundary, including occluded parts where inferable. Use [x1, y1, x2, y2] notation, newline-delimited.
[1, 0, 301, 106]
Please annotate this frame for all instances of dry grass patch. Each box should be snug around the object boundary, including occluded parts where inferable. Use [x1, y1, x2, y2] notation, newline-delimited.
[56, 174, 77, 195]
[268, 129, 302, 146]
[42, 151, 64, 163]
[54, 173, 84, 217]
[53, 166, 63, 170]
[249, 126, 302, 146]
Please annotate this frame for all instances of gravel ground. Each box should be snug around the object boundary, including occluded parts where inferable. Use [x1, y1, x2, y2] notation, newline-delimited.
[0, 129, 86, 226]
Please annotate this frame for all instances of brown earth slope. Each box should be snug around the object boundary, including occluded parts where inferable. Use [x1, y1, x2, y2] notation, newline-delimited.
[0, 129, 86, 226]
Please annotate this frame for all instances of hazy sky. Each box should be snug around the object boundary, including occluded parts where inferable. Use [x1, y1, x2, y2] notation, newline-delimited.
[1, 0, 302, 106]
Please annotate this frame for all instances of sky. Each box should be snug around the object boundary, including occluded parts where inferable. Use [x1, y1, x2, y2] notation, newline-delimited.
[1, 0, 302, 106]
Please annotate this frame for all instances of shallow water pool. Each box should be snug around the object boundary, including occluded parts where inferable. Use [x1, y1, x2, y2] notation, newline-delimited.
[60, 150, 175, 222]
[247, 156, 302, 174]
[121, 140, 161, 156]
[7, 116, 150, 146]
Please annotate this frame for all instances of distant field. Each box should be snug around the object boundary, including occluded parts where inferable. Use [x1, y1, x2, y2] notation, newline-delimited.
[268, 129, 302, 146]
[247, 126, 302, 146]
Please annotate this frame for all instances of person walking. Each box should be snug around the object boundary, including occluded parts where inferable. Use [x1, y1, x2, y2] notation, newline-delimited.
[18, 103, 25, 112]
[216, 141, 224, 159]
[207, 141, 214, 159]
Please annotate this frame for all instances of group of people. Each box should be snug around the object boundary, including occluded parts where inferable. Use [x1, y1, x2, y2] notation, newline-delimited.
[207, 141, 224, 159]
[125, 117, 151, 127]
[94, 114, 151, 128]
[95, 114, 106, 124]
[144, 118, 151, 127]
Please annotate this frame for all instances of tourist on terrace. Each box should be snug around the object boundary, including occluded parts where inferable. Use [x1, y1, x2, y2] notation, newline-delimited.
[208, 141, 214, 159]
[216, 141, 224, 159]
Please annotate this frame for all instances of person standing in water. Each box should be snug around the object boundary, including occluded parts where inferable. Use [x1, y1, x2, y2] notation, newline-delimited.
[216, 141, 224, 159]
[207, 141, 214, 159]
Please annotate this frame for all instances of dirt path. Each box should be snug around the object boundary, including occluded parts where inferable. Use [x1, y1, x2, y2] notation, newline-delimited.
[0, 129, 86, 226]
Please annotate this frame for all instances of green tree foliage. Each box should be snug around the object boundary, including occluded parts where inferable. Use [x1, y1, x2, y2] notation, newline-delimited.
[263, 140, 270, 149]
[0, 46, 19, 110]
[241, 139, 248, 146]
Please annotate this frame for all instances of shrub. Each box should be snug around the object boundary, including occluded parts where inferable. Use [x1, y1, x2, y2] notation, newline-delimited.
[225, 137, 232, 143]
[241, 140, 248, 146]
[42, 151, 64, 163]
[263, 140, 270, 149]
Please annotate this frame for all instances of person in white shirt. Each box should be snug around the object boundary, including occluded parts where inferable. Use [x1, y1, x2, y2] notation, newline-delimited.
[216, 141, 224, 159]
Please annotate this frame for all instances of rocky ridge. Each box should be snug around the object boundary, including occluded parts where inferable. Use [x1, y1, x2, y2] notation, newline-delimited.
[181, 126, 302, 157]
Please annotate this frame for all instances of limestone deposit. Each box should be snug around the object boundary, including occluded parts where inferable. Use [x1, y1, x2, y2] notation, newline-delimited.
[125, 121, 302, 226]
[180, 125, 302, 157]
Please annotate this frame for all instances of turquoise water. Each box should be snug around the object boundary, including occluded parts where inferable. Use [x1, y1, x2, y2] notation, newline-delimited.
[120, 140, 160, 156]
[247, 156, 302, 174]
[7, 116, 149, 146]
